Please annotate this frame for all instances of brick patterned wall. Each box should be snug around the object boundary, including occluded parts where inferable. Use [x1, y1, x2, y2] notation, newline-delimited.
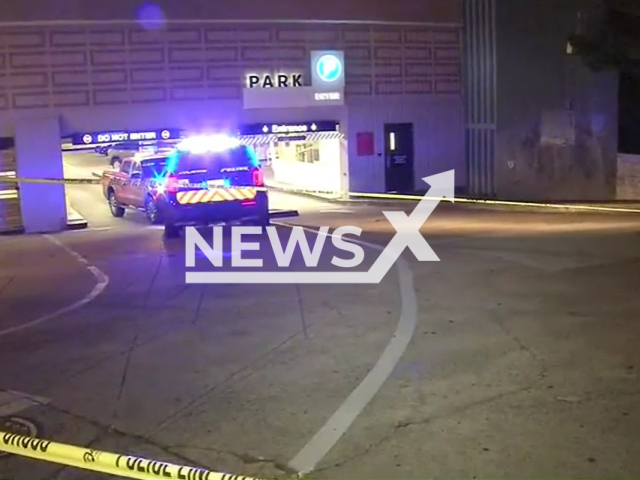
[0, 23, 461, 110]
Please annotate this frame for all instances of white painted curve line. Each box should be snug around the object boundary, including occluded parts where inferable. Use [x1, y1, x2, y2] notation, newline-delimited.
[281, 223, 418, 475]
[0, 235, 109, 338]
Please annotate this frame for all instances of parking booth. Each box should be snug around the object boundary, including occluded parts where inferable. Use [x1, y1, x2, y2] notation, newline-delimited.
[239, 122, 345, 194]
[0, 138, 22, 233]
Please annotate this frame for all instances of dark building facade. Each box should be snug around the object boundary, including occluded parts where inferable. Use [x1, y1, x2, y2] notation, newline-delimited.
[464, 0, 619, 201]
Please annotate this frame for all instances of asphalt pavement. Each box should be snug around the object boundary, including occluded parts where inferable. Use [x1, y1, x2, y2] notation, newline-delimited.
[0, 151, 639, 479]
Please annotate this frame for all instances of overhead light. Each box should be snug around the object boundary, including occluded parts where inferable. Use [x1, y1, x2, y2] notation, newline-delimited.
[177, 135, 241, 154]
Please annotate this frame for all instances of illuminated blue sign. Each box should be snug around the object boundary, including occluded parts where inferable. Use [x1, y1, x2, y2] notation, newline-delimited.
[71, 129, 183, 145]
[316, 54, 343, 83]
[239, 121, 339, 136]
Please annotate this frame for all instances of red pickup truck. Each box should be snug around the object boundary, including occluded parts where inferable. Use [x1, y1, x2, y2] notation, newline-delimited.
[101, 143, 269, 238]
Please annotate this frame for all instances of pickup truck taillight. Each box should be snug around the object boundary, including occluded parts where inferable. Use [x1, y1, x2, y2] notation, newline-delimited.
[165, 174, 179, 193]
[252, 167, 264, 187]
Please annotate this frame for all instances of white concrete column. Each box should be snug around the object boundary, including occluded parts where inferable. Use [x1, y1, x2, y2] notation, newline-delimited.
[15, 116, 66, 233]
[340, 137, 350, 199]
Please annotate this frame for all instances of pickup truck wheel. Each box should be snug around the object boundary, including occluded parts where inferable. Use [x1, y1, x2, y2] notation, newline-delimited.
[144, 196, 162, 224]
[164, 224, 180, 238]
[108, 191, 125, 218]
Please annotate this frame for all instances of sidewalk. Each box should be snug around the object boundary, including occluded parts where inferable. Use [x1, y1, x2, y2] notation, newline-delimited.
[268, 182, 640, 214]
[265, 179, 343, 200]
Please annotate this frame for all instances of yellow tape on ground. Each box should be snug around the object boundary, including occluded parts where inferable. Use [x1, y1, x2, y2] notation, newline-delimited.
[348, 192, 640, 214]
[265, 184, 343, 198]
[0, 430, 261, 480]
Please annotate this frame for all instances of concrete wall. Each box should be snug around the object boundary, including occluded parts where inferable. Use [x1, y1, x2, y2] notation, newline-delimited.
[347, 95, 465, 192]
[0, 22, 462, 133]
[616, 154, 640, 200]
[0, 0, 462, 23]
[493, 0, 619, 201]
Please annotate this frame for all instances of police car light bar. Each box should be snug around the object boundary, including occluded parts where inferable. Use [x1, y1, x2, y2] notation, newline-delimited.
[177, 135, 241, 154]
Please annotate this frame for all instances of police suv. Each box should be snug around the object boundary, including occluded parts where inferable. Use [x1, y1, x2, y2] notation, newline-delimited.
[101, 136, 269, 238]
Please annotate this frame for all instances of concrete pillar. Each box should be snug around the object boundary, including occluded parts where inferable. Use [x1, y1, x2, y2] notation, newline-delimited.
[15, 116, 66, 233]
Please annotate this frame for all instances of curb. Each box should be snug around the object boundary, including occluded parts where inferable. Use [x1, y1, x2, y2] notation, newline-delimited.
[0, 227, 25, 235]
[66, 218, 88, 230]
[1, 214, 88, 235]
[66, 205, 88, 230]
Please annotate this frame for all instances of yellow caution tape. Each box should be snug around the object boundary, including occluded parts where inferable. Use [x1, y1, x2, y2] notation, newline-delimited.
[266, 184, 640, 213]
[0, 430, 261, 480]
[0, 177, 273, 191]
[4, 175, 635, 214]
[0, 177, 101, 185]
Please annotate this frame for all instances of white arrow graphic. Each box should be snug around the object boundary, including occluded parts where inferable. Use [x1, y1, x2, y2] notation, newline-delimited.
[186, 170, 454, 284]
[262, 125, 269, 133]
[311, 123, 317, 131]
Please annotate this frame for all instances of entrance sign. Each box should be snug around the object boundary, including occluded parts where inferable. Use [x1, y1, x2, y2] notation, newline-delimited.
[240, 121, 339, 136]
[272, 124, 308, 134]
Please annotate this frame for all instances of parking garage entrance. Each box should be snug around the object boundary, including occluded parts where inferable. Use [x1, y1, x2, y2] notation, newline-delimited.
[58, 128, 186, 227]
[238, 121, 345, 195]
[57, 123, 344, 228]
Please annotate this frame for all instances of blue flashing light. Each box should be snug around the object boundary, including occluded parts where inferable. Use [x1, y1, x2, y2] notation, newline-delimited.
[165, 150, 180, 175]
[177, 135, 241, 154]
[246, 145, 260, 167]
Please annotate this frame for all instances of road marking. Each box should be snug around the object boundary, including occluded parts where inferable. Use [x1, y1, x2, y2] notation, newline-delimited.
[0, 236, 109, 338]
[0, 390, 50, 416]
[283, 224, 418, 475]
